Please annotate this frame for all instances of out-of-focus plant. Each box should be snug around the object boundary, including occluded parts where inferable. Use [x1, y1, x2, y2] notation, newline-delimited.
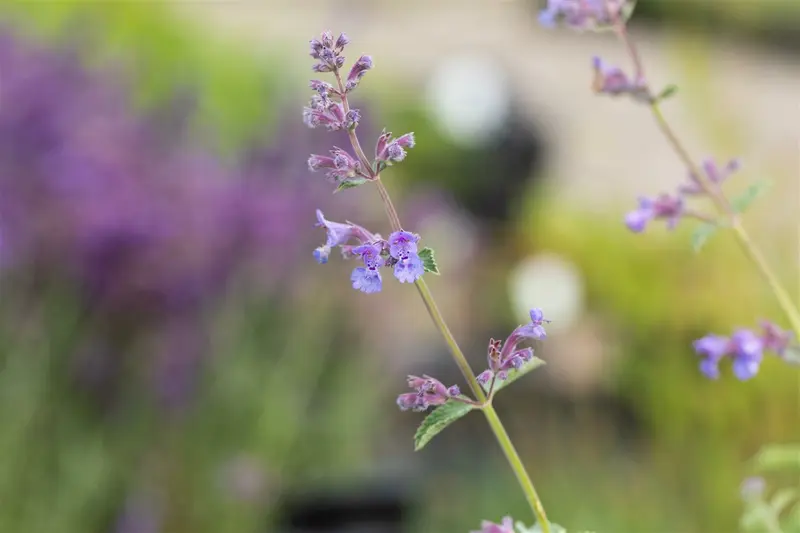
[0, 23, 383, 533]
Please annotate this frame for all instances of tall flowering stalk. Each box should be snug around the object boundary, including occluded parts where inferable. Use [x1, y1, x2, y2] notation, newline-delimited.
[303, 31, 554, 533]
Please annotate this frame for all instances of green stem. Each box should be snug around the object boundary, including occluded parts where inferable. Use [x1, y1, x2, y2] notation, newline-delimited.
[613, 24, 800, 340]
[484, 404, 551, 529]
[334, 65, 551, 528]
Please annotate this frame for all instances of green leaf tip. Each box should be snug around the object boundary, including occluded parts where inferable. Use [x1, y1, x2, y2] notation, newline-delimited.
[418, 247, 440, 275]
[731, 180, 771, 213]
[656, 84, 679, 101]
[691, 222, 718, 253]
[413, 400, 474, 451]
[334, 177, 369, 193]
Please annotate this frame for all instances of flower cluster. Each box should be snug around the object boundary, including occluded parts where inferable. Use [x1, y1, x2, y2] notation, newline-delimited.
[538, 0, 632, 31]
[477, 309, 549, 388]
[396, 375, 462, 412]
[471, 517, 515, 533]
[624, 156, 740, 233]
[303, 31, 415, 189]
[693, 321, 794, 380]
[591, 56, 648, 101]
[314, 210, 425, 293]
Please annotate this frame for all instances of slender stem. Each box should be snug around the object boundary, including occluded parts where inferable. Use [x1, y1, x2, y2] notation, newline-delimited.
[414, 277, 486, 403]
[374, 179, 402, 232]
[484, 404, 550, 529]
[334, 66, 551, 530]
[613, 24, 800, 339]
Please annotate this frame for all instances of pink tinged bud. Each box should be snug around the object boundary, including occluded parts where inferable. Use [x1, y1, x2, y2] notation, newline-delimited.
[394, 132, 415, 148]
[477, 370, 493, 386]
[346, 55, 373, 91]
[344, 109, 360, 129]
[309, 39, 323, 59]
[307, 154, 336, 172]
[320, 31, 334, 48]
[375, 130, 392, 160]
[312, 63, 332, 73]
[396, 393, 421, 411]
[335, 32, 350, 49]
[407, 375, 427, 389]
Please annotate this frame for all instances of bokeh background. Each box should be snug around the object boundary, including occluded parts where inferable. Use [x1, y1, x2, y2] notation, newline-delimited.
[0, 1, 798, 532]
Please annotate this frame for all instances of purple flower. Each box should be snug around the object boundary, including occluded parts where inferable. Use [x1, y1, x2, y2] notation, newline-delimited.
[730, 329, 763, 381]
[313, 209, 377, 264]
[471, 517, 515, 533]
[375, 130, 415, 166]
[350, 242, 384, 293]
[307, 147, 366, 186]
[346, 54, 373, 92]
[302, 95, 349, 131]
[479, 310, 547, 385]
[693, 334, 730, 379]
[592, 56, 648, 101]
[680, 157, 740, 195]
[624, 194, 684, 233]
[693, 328, 766, 381]
[538, 0, 631, 31]
[309, 31, 348, 72]
[388, 230, 423, 283]
[759, 320, 793, 356]
[397, 374, 461, 412]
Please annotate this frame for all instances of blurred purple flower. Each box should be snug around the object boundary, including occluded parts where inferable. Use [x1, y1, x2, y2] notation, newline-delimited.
[538, 0, 632, 31]
[691, 323, 797, 380]
[0, 28, 376, 410]
[592, 56, 648, 101]
[471, 517, 515, 533]
[680, 157, 740, 195]
[624, 194, 684, 233]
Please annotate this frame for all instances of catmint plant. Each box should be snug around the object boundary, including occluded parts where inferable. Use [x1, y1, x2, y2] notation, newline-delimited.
[302, 30, 554, 533]
[304, 2, 800, 529]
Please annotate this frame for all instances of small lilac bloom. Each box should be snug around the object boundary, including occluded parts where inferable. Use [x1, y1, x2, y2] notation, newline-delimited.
[471, 516, 515, 533]
[760, 320, 793, 356]
[397, 374, 460, 412]
[389, 230, 423, 283]
[344, 109, 360, 130]
[302, 97, 349, 131]
[625, 194, 684, 233]
[477, 370, 493, 386]
[346, 55, 373, 91]
[313, 210, 376, 264]
[309, 31, 348, 72]
[693, 334, 730, 380]
[681, 157, 741, 195]
[307, 147, 364, 186]
[730, 329, 763, 381]
[394, 252, 423, 283]
[539, 0, 631, 31]
[592, 56, 648, 101]
[375, 131, 415, 166]
[351, 242, 384, 293]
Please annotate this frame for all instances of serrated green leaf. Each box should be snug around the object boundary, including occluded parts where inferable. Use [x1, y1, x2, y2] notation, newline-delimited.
[413, 400, 474, 451]
[493, 357, 546, 394]
[752, 444, 800, 472]
[770, 488, 798, 516]
[691, 222, 718, 253]
[657, 84, 679, 101]
[418, 247, 439, 275]
[334, 177, 369, 193]
[731, 180, 771, 213]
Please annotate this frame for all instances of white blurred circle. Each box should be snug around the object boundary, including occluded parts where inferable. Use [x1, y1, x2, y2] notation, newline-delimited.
[425, 55, 511, 147]
[508, 253, 585, 333]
